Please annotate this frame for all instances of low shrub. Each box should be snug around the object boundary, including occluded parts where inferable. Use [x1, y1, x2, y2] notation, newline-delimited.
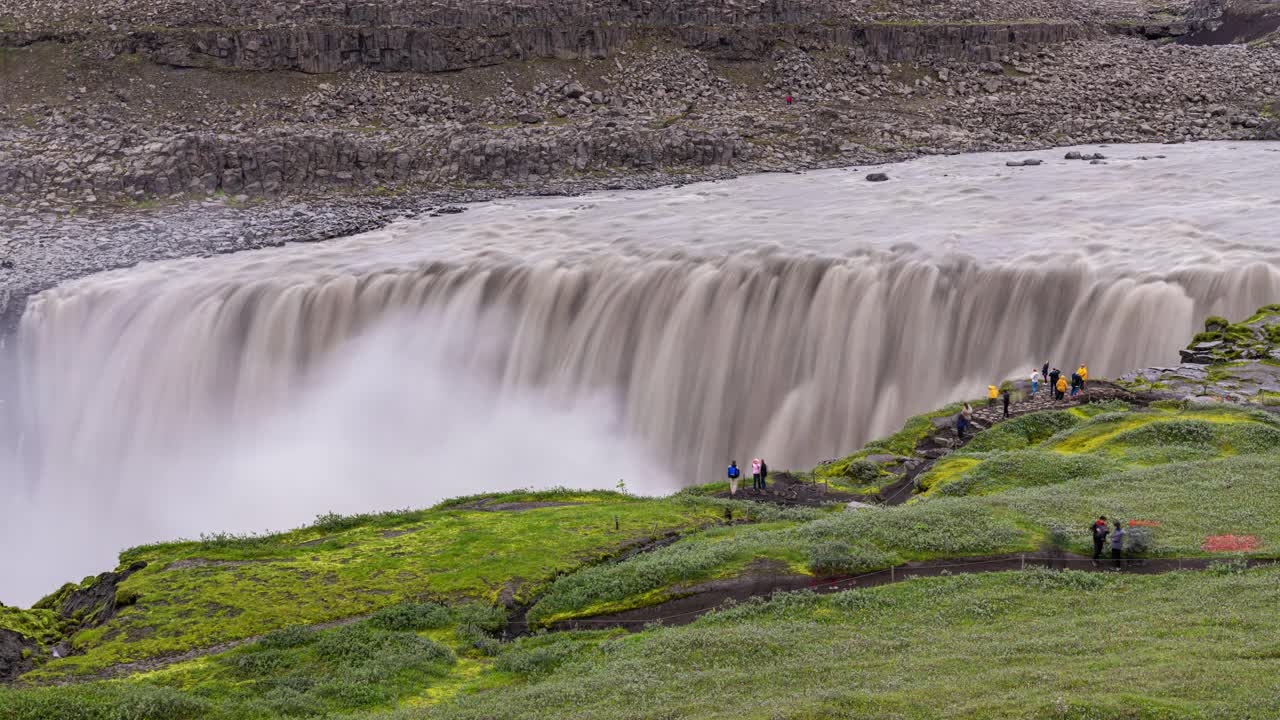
[0, 684, 209, 720]
[938, 451, 1121, 497]
[803, 500, 1026, 556]
[807, 542, 894, 577]
[1110, 420, 1217, 448]
[368, 602, 453, 632]
[494, 634, 590, 678]
[256, 625, 316, 650]
[964, 411, 1081, 452]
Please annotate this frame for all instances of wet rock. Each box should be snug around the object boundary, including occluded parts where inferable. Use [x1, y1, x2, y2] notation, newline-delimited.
[865, 172, 889, 182]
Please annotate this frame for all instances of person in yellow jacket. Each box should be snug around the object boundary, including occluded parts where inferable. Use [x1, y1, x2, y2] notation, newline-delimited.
[1055, 374, 1068, 401]
[1078, 364, 1088, 391]
[988, 384, 998, 408]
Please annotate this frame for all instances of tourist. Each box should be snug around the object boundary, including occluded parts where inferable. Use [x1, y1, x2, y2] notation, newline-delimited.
[1055, 374, 1068, 401]
[760, 459, 769, 489]
[1070, 371, 1082, 398]
[988, 384, 998, 408]
[1030, 369, 1039, 398]
[1091, 516, 1109, 564]
[786, 95, 794, 106]
[1078, 364, 1088, 391]
[1049, 367, 1061, 395]
[727, 461, 741, 496]
[1002, 388, 1011, 418]
[1111, 520, 1126, 568]
[957, 403, 974, 440]
[751, 458, 763, 491]
[1041, 362, 1049, 383]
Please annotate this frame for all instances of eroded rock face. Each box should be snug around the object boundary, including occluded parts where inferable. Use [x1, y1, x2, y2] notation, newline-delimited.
[126, 20, 1087, 74]
[0, 628, 37, 682]
[55, 561, 147, 628]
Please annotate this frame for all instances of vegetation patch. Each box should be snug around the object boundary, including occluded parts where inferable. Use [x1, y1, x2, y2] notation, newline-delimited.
[415, 568, 1280, 720]
[25, 492, 726, 680]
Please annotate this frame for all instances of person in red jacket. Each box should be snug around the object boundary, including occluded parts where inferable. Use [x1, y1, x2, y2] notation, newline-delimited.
[1091, 516, 1109, 564]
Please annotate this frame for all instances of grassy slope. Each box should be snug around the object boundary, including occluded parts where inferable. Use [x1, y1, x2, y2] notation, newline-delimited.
[6, 307, 1280, 718]
[23, 491, 727, 680]
[526, 403, 1280, 626]
[412, 567, 1280, 720]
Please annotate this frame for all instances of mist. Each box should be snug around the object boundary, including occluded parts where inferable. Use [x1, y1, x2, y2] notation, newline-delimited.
[0, 313, 676, 607]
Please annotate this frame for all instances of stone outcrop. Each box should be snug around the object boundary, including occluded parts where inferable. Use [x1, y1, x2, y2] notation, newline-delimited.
[0, 628, 37, 682]
[122, 20, 1088, 74]
[0, 125, 747, 199]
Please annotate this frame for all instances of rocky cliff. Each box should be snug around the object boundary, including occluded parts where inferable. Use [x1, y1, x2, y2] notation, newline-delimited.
[2, 0, 1279, 324]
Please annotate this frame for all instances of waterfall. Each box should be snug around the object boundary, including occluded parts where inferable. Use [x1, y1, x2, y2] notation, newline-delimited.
[15, 253, 1278, 489]
[4, 141, 1279, 605]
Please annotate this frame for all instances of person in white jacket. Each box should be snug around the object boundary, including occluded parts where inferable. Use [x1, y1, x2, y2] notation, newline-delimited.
[1029, 369, 1040, 398]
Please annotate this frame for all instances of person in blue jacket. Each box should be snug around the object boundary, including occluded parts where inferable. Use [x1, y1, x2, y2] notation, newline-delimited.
[727, 461, 741, 496]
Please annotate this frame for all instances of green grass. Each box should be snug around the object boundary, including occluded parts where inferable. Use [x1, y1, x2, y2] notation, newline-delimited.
[0, 606, 64, 645]
[526, 498, 1031, 626]
[397, 567, 1280, 720]
[0, 602, 507, 719]
[988, 454, 1280, 556]
[815, 401, 971, 487]
[24, 491, 727, 681]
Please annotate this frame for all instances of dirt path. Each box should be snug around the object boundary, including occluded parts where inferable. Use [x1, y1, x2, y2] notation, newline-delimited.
[545, 552, 1272, 632]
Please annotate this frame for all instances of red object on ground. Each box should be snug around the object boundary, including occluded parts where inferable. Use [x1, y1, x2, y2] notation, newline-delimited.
[1202, 535, 1261, 552]
[1128, 520, 1162, 527]
[786, 96, 793, 105]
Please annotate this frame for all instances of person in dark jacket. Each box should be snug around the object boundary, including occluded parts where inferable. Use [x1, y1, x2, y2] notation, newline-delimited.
[1111, 520, 1126, 568]
[1049, 368, 1061, 395]
[1002, 389, 1011, 418]
[1091, 516, 1109, 563]
[1042, 362, 1050, 383]
[956, 403, 974, 440]
[1070, 372, 1082, 398]
[760, 460, 769, 489]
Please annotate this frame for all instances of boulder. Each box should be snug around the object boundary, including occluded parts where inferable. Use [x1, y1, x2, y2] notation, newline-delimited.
[1179, 349, 1213, 365]
[866, 172, 889, 182]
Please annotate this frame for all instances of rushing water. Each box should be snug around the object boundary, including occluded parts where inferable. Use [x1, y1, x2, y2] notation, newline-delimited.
[3, 142, 1280, 605]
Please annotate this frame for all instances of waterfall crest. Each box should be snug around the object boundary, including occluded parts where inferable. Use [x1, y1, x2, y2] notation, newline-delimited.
[17, 253, 1278, 488]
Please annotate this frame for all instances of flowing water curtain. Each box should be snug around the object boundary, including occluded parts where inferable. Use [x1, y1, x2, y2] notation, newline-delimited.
[15, 255, 1280, 488]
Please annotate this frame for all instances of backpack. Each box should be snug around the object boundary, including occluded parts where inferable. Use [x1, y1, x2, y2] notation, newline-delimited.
[728, 465, 740, 479]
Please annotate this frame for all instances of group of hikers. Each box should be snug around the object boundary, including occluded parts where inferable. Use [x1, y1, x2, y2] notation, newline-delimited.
[726, 458, 769, 496]
[1092, 516, 1127, 566]
[1036, 362, 1089, 401]
[957, 362, 1090, 440]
